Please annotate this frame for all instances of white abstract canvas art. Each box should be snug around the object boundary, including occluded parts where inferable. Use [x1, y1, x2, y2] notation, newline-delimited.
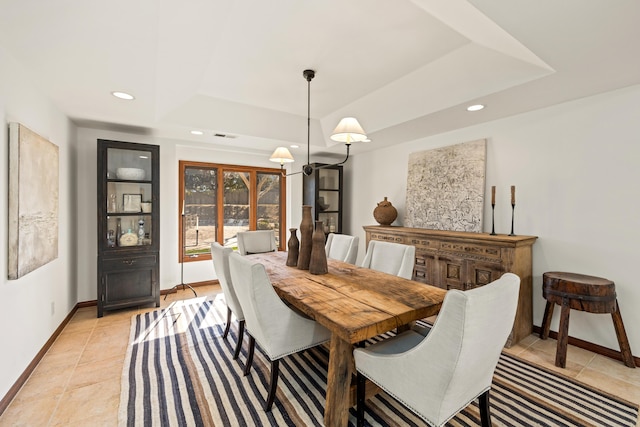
[8, 123, 59, 279]
[405, 139, 486, 232]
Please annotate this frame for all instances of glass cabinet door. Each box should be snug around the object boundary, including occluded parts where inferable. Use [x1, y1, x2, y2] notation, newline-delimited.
[317, 168, 340, 234]
[303, 163, 343, 235]
[103, 147, 154, 248]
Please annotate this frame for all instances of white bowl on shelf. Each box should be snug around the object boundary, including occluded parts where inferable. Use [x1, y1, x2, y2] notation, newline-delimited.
[116, 168, 145, 180]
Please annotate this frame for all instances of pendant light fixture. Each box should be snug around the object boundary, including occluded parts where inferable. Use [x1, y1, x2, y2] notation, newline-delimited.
[270, 69, 368, 176]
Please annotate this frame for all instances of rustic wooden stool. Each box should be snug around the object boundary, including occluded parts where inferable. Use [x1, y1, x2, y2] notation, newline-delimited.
[540, 271, 635, 368]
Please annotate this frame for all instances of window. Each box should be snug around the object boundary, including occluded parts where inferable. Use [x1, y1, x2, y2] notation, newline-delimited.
[179, 161, 286, 262]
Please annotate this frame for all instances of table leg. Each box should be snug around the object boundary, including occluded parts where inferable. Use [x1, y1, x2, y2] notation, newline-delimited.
[396, 323, 411, 334]
[324, 334, 353, 427]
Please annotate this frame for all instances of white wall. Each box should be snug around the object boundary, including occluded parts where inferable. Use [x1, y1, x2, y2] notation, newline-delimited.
[0, 46, 77, 398]
[347, 84, 640, 354]
[75, 130, 306, 300]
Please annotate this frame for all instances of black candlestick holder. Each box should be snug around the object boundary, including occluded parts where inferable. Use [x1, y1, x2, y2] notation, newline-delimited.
[490, 203, 496, 235]
[509, 203, 516, 236]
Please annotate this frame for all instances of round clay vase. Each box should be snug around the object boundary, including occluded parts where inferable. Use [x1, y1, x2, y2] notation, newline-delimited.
[373, 196, 398, 226]
[286, 228, 299, 267]
[297, 205, 313, 270]
[309, 221, 328, 275]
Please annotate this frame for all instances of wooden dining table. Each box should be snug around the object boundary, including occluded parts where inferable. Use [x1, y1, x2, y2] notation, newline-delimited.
[249, 251, 447, 427]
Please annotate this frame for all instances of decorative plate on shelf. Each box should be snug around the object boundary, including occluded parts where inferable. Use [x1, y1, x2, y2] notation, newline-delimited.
[119, 232, 138, 246]
[117, 168, 145, 180]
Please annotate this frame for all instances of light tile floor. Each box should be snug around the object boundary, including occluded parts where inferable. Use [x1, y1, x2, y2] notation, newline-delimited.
[1, 285, 639, 426]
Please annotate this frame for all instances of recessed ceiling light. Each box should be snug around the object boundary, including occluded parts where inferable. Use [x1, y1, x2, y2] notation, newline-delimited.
[467, 104, 485, 112]
[290, 144, 299, 148]
[111, 91, 135, 100]
[190, 130, 204, 135]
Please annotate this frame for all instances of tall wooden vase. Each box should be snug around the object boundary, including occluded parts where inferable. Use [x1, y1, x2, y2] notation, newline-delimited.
[297, 205, 313, 270]
[286, 228, 299, 267]
[309, 221, 328, 275]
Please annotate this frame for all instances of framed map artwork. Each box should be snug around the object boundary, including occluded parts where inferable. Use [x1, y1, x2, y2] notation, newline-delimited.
[405, 139, 486, 232]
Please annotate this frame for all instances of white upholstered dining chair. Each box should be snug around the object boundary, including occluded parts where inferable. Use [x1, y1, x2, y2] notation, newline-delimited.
[325, 233, 359, 264]
[353, 273, 520, 427]
[360, 240, 415, 279]
[210, 242, 245, 361]
[236, 230, 277, 255]
[228, 252, 332, 411]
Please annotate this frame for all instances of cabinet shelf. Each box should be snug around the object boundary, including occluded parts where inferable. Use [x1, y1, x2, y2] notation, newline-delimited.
[107, 212, 152, 216]
[104, 243, 153, 249]
[107, 179, 153, 184]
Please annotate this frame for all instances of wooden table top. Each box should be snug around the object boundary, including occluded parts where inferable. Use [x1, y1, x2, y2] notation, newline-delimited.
[249, 251, 447, 343]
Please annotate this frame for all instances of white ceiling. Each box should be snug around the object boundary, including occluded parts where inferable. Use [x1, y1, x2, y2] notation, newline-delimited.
[1, 0, 639, 161]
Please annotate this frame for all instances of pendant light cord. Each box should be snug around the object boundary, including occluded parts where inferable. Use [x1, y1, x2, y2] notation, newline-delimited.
[307, 74, 311, 167]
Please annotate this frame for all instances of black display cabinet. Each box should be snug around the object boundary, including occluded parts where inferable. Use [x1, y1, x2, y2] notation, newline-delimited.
[96, 139, 160, 317]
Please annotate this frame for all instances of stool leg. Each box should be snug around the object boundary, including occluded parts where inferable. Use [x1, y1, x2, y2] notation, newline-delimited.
[611, 301, 636, 368]
[540, 301, 554, 340]
[556, 300, 571, 368]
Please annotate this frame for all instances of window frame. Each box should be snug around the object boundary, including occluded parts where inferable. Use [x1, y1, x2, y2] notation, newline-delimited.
[178, 160, 286, 263]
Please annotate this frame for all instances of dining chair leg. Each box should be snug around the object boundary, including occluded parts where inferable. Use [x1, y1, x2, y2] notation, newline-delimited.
[356, 372, 366, 427]
[233, 320, 245, 360]
[223, 307, 232, 339]
[243, 335, 255, 376]
[478, 389, 492, 427]
[264, 359, 280, 411]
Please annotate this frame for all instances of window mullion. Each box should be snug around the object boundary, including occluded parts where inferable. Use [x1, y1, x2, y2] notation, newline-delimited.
[217, 168, 224, 245]
[250, 170, 258, 230]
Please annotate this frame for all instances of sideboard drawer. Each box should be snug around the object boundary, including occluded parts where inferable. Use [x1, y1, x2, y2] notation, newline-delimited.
[439, 242, 501, 259]
[407, 237, 435, 251]
[368, 232, 405, 244]
[103, 255, 157, 271]
[414, 252, 438, 286]
[413, 266, 438, 286]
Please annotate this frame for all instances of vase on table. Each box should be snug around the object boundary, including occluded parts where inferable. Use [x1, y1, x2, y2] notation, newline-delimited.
[309, 221, 328, 275]
[286, 228, 299, 267]
[297, 205, 313, 270]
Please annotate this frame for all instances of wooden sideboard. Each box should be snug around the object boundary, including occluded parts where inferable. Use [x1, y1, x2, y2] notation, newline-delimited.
[363, 225, 537, 347]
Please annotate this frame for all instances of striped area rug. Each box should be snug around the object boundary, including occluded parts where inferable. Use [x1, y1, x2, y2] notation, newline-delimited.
[119, 297, 639, 426]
